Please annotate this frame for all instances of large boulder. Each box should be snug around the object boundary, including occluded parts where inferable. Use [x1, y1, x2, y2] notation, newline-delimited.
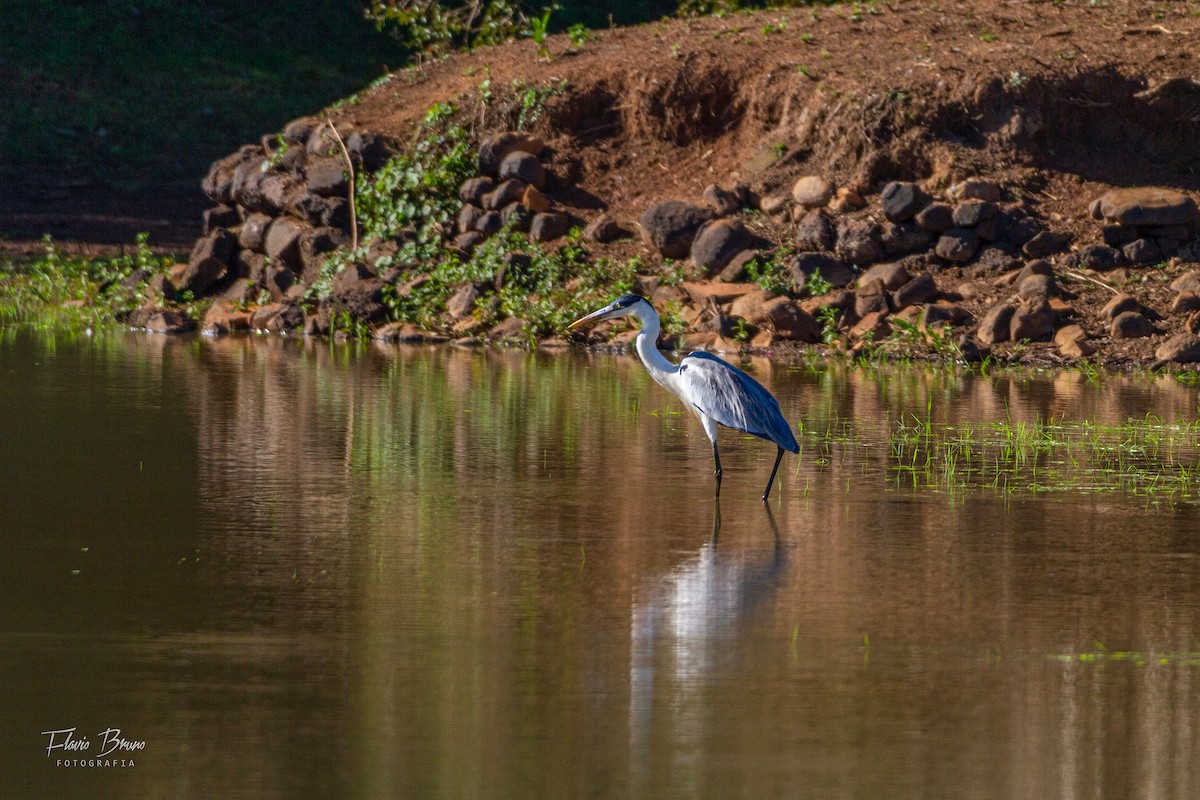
[1096, 187, 1198, 226]
[690, 219, 751, 274]
[639, 201, 712, 259]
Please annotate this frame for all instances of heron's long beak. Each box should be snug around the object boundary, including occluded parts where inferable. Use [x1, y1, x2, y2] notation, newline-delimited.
[568, 306, 616, 331]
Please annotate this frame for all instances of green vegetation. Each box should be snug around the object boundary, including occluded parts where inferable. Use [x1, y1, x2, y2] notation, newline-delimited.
[0, 235, 176, 330]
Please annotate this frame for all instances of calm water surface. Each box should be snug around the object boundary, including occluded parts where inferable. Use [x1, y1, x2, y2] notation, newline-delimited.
[1, 328, 1199, 799]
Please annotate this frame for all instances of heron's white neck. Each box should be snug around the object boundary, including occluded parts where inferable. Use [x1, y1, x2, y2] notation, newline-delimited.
[630, 302, 680, 391]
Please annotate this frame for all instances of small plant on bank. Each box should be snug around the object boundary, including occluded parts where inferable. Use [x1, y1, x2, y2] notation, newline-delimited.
[566, 22, 591, 47]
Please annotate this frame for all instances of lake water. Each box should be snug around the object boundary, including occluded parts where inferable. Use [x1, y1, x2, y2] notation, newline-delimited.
[2, 328, 1199, 799]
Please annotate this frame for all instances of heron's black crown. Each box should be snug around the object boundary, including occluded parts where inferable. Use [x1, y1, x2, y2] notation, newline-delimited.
[611, 294, 644, 309]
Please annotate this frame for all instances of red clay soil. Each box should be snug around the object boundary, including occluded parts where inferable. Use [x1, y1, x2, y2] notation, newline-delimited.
[335, 0, 1200, 223]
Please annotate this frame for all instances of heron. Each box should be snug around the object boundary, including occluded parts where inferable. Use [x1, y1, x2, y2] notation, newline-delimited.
[569, 294, 799, 502]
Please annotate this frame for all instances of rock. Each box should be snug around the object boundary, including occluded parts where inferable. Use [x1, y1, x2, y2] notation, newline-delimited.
[680, 281, 759, 305]
[702, 184, 740, 215]
[855, 279, 890, 317]
[977, 301, 1017, 345]
[238, 213, 273, 253]
[584, 214, 627, 243]
[478, 132, 544, 175]
[1018, 274, 1055, 302]
[498, 151, 546, 189]
[880, 181, 929, 222]
[850, 311, 891, 341]
[690, 219, 750, 274]
[445, 283, 479, 321]
[146, 272, 176, 302]
[1187, 311, 1200, 335]
[1122, 238, 1163, 265]
[306, 157, 348, 197]
[455, 231, 485, 253]
[830, 187, 865, 213]
[761, 297, 822, 342]
[458, 204, 485, 234]
[264, 218, 307, 271]
[914, 202, 954, 232]
[1005, 216, 1042, 248]
[729, 289, 773, 324]
[859, 261, 910, 291]
[1102, 224, 1140, 247]
[487, 316, 528, 341]
[758, 194, 789, 215]
[522, 184, 551, 213]
[1010, 300, 1054, 342]
[1157, 238, 1179, 259]
[1101, 292, 1141, 320]
[1156, 333, 1200, 363]
[201, 144, 259, 204]
[791, 175, 834, 208]
[500, 202, 533, 232]
[179, 229, 238, 295]
[1171, 292, 1200, 314]
[789, 253, 855, 290]
[1171, 271, 1200, 293]
[475, 211, 502, 236]
[1017, 259, 1054, 281]
[835, 219, 884, 264]
[1061, 244, 1123, 271]
[459, 177, 494, 205]
[639, 201, 712, 259]
[142, 309, 194, 334]
[1152, 224, 1192, 241]
[483, 179, 526, 211]
[345, 131, 396, 172]
[1097, 187, 1198, 226]
[263, 265, 295, 301]
[202, 300, 251, 334]
[1111, 311, 1155, 339]
[718, 249, 761, 283]
[202, 205, 240, 234]
[952, 200, 997, 227]
[893, 272, 938, 308]
[957, 336, 986, 363]
[321, 197, 351, 230]
[794, 209, 835, 251]
[880, 221, 932, 255]
[1057, 335, 1096, 359]
[1022, 231, 1070, 259]
[935, 228, 978, 262]
[529, 212, 570, 243]
[949, 178, 1002, 203]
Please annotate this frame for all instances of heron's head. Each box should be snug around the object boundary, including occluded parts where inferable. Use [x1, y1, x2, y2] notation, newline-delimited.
[568, 294, 650, 331]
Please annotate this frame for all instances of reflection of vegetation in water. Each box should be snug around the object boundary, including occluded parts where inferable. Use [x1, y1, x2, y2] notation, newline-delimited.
[776, 361, 1200, 507]
[1049, 644, 1200, 668]
[883, 414, 1200, 504]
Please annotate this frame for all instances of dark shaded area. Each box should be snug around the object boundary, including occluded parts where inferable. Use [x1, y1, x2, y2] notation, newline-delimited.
[0, 0, 407, 247]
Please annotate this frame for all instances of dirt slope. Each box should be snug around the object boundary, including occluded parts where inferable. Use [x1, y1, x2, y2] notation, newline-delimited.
[336, 0, 1200, 226]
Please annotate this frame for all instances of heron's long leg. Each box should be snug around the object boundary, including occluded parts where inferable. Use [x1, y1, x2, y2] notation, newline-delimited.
[762, 446, 785, 503]
[701, 414, 722, 498]
[712, 441, 723, 498]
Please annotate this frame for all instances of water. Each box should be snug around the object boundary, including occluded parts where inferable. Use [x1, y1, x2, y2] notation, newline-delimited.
[2, 328, 1199, 799]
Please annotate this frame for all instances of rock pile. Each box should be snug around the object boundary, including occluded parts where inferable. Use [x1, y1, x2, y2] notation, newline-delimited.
[453, 131, 577, 253]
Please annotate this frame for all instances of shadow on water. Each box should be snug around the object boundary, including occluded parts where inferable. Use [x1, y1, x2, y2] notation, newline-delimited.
[1, 328, 1199, 798]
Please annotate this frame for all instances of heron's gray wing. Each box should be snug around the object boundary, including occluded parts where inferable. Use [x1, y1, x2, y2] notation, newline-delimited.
[677, 352, 799, 452]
